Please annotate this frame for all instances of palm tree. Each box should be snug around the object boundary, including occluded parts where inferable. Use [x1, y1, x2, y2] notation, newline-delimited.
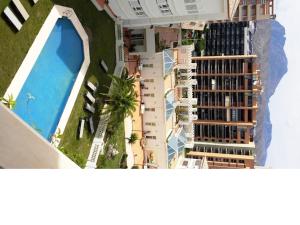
[0, 94, 16, 109]
[101, 74, 137, 125]
[126, 133, 138, 144]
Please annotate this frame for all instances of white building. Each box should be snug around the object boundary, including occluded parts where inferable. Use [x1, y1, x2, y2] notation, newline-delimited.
[107, 0, 240, 28]
[0, 103, 79, 169]
[139, 44, 198, 168]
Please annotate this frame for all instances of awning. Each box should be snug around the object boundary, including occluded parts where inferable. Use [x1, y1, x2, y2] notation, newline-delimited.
[163, 49, 176, 75]
[165, 90, 175, 120]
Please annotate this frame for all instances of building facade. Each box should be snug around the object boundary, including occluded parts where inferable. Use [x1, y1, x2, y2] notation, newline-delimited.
[138, 45, 197, 168]
[185, 54, 260, 168]
[107, 0, 240, 28]
[232, 0, 275, 21]
[203, 21, 254, 56]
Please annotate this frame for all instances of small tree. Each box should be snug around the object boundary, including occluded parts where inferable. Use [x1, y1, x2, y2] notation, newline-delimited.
[126, 133, 138, 144]
[0, 94, 16, 109]
[101, 74, 137, 127]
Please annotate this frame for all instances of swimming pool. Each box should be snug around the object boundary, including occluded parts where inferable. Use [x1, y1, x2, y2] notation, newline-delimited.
[13, 18, 84, 140]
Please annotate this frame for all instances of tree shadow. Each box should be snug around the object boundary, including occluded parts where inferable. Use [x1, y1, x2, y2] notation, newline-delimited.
[252, 20, 288, 166]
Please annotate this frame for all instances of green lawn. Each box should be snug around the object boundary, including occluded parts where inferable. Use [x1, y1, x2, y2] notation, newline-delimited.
[97, 122, 126, 169]
[0, 0, 125, 168]
[0, 0, 53, 96]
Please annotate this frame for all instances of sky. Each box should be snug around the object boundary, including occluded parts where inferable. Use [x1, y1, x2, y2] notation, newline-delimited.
[265, 0, 300, 168]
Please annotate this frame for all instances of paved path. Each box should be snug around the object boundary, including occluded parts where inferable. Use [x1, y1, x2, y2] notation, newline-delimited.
[85, 111, 110, 169]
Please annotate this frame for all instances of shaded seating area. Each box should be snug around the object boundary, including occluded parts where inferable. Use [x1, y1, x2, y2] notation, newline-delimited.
[81, 80, 97, 136]
[85, 103, 95, 114]
[2, 0, 38, 32]
[12, 0, 29, 21]
[100, 59, 108, 73]
[78, 81, 97, 139]
[85, 91, 96, 104]
[86, 81, 97, 93]
[88, 117, 94, 134]
[3, 6, 22, 31]
[78, 118, 85, 139]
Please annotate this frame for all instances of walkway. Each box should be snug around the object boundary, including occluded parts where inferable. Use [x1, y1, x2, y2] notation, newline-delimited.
[85, 110, 110, 169]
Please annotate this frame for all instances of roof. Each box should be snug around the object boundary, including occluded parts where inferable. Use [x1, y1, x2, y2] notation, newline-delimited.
[167, 129, 187, 163]
[165, 90, 175, 120]
[163, 49, 176, 75]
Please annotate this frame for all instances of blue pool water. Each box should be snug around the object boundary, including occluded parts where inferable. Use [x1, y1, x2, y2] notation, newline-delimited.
[14, 18, 84, 140]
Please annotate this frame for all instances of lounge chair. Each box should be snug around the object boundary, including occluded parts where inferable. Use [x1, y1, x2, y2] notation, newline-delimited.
[79, 118, 85, 139]
[88, 117, 95, 134]
[100, 60, 108, 73]
[85, 91, 96, 104]
[3, 7, 22, 31]
[85, 103, 95, 114]
[86, 81, 97, 93]
[12, 0, 29, 21]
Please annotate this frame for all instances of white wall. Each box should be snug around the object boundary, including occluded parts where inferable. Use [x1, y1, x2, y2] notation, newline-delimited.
[0, 103, 79, 169]
[109, 0, 228, 27]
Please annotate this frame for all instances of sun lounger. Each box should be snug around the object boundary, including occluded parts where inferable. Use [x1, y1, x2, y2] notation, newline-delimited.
[85, 103, 95, 114]
[86, 81, 97, 93]
[100, 60, 108, 73]
[3, 7, 22, 31]
[88, 117, 95, 134]
[85, 91, 96, 104]
[79, 118, 85, 139]
[12, 0, 29, 21]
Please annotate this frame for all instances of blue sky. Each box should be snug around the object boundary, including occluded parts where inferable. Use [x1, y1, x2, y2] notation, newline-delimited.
[265, 0, 300, 168]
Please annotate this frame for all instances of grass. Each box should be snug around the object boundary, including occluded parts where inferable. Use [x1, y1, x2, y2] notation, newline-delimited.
[0, 0, 125, 168]
[97, 122, 126, 169]
[0, 0, 53, 96]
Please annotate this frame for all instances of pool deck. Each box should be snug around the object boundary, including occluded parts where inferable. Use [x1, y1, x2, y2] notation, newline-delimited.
[4, 5, 90, 143]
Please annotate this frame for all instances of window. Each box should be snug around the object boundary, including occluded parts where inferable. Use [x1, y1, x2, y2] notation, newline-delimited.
[145, 122, 156, 126]
[118, 45, 123, 61]
[239, 160, 245, 164]
[156, 0, 172, 15]
[144, 79, 154, 82]
[143, 64, 153, 68]
[143, 93, 155, 97]
[184, 0, 196, 3]
[117, 24, 122, 40]
[186, 4, 197, 11]
[146, 136, 156, 140]
[145, 108, 155, 112]
[185, 4, 199, 14]
[129, 0, 147, 17]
